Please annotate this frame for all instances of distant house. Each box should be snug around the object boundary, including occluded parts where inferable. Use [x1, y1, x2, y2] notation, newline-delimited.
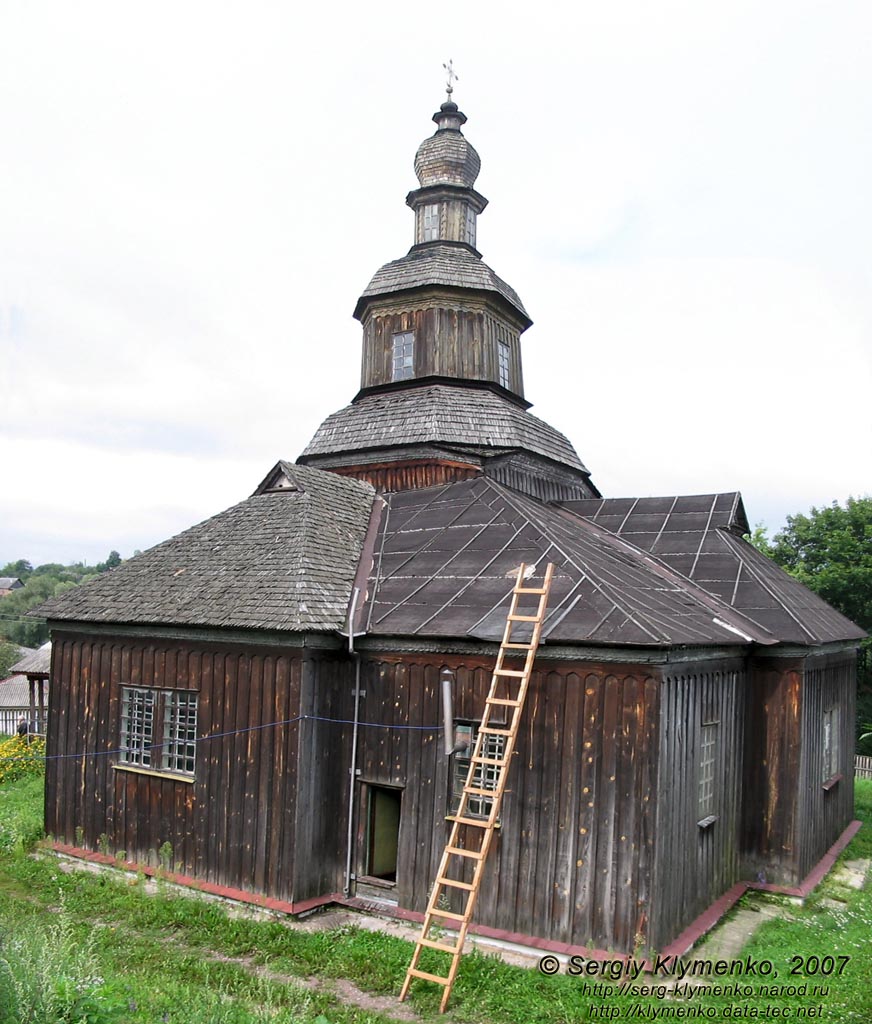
[0, 577, 23, 597]
[36, 97, 864, 959]
[0, 675, 30, 736]
[4, 642, 51, 734]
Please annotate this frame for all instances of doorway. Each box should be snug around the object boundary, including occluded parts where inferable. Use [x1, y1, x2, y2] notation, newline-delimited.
[364, 785, 401, 883]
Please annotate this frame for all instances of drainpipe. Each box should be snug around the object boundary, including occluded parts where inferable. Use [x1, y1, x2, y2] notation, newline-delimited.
[343, 587, 362, 897]
[441, 666, 468, 755]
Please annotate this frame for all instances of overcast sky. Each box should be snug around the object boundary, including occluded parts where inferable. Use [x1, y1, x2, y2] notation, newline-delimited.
[2, 1, 870, 568]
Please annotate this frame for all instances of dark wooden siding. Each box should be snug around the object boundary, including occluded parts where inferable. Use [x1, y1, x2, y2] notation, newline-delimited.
[740, 659, 802, 884]
[484, 452, 597, 501]
[796, 651, 856, 878]
[49, 632, 848, 952]
[740, 656, 802, 885]
[348, 655, 659, 951]
[741, 651, 856, 886]
[46, 632, 314, 903]
[360, 305, 523, 396]
[291, 654, 355, 899]
[329, 459, 481, 492]
[650, 660, 744, 951]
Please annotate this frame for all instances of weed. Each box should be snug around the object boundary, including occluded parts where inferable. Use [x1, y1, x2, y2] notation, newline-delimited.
[0, 893, 125, 1024]
[159, 840, 174, 874]
[0, 774, 869, 1023]
[0, 775, 44, 853]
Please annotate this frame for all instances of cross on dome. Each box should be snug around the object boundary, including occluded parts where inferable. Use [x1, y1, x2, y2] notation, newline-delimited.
[442, 59, 458, 100]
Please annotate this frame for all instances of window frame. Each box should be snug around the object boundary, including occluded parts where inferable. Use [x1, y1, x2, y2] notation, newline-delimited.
[118, 685, 199, 781]
[697, 718, 719, 829]
[422, 203, 440, 241]
[497, 339, 511, 390]
[463, 205, 476, 247]
[391, 331, 415, 381]
[450, 721, 505, 820]
[822, 704, 841, 787]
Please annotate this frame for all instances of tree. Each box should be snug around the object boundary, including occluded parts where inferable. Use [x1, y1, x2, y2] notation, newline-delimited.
[0, 559, 33, 582]
[766, 497, 872, 633]
[0, 552, 127, 648]
[0, 573, 78, 647]
[94, 550, 121, 573]
[0, 640, 23, 679]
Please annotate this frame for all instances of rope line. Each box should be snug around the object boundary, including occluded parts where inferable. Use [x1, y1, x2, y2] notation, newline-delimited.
[2, 712, 441, 764]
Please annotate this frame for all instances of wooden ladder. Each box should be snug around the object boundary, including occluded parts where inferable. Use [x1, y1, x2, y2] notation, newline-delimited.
[399, 562, 555, 1013]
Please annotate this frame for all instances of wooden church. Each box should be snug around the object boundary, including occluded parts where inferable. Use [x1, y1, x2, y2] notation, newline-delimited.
[38, 92, 864, 958]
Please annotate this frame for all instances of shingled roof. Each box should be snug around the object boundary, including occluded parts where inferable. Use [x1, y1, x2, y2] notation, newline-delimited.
[300, 383, 588, 473]
[365, 477, 775, 648]
[354, 243, 529, 324]
[11, 642, 51, 676]
[37, 465, 376, 634]
[559, 494, 865, 645]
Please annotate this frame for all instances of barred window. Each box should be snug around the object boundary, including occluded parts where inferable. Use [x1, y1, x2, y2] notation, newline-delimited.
[698, 721, 718, 825]
[163, 691, 198, 775]
[120, 688, 155, 767]
[822, 705, 840, 782]
[119, 686, 198, 778]
[451, 722, 506, 819]
[392, 331, 415, 381]
[423, 204, 440, 241]
[463, 205, 476, 247]
[497, 340, 511, 389]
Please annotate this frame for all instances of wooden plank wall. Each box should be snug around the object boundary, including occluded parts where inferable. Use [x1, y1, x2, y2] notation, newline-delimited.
[650, 660, 744, 951]
[329, 460, 481, 492]
[350, 655, 659, 952]
[797, 651, 856, 879]
[46, 632, 307, 902]
[740, 657, 803, 885]
[484, 453, 597, 502]
[291, 654, 355, 899]
[741, 651, 856, 886]
[361, 306, 522, 394]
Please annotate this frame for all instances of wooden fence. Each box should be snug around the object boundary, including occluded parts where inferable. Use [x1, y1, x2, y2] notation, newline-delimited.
[0, 709, 47, 738]
[856, 755, 872, 780]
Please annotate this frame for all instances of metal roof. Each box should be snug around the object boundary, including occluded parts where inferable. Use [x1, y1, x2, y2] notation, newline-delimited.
[0, 675, 30, 707]
[560, 494, 865, 645]
[35, 472, 862, 650]
[365, 478, 775, 648]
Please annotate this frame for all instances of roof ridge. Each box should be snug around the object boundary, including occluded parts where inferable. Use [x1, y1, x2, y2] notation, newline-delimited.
[486, 480, 671, 643]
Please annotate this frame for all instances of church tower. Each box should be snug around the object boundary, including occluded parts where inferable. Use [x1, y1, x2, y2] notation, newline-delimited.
[355, 98, 529, 400]
[299, 92, 599, 501]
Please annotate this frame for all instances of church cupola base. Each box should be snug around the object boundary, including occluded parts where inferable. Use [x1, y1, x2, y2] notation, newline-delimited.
[358, 291, 525, 398]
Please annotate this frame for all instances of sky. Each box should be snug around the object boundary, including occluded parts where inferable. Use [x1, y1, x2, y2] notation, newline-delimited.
[1, 1, 870, 568]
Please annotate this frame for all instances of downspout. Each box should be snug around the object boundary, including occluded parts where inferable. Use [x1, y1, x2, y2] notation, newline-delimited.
[343, 586, 362, 897]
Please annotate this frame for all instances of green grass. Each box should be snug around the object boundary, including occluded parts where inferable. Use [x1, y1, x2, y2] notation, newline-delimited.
[0, 773, 44, 854]
[0, 777, 869, 1022]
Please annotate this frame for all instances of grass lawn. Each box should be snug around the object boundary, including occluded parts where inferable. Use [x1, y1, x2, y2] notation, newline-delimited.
[0, 775, 869, 1023]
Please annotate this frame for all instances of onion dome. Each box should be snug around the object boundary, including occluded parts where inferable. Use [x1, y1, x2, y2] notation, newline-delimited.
[414, 102, 481, 188]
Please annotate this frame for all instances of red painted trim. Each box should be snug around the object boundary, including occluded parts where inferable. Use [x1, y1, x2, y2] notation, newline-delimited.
[660, 819, 863, 957]
[660, 883, 748, 959]
[49, 818, 863, 960]
[48, 842, 339, 917]
[748, 818, 862, 898]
